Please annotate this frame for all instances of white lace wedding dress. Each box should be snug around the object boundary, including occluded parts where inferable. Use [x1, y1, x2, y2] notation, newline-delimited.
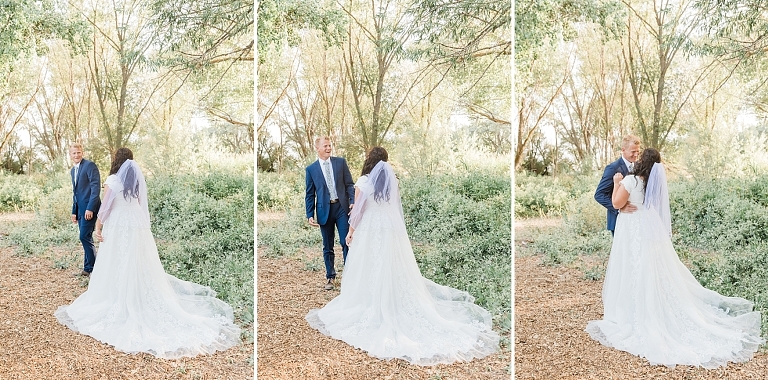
[586, 174, 763, 368]
[306, 161, 499, 365]
[55, 161, 240, 359]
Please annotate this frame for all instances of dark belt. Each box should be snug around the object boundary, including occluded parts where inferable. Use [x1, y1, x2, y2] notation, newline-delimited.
[330, 199, 339, 204]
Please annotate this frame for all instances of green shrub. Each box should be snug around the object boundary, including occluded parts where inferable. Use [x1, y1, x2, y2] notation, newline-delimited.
[37, 186, 75, 228]
[257, 171, 303, 211]
[514, 172, 602, 218]
[0, 172, 46, 211]
[257, 208, 320, 258]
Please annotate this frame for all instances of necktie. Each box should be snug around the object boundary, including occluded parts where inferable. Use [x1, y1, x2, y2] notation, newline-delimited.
[74, 165, 79, 186]
[323, 161, 338, 200]
[628, 163, 634, 172]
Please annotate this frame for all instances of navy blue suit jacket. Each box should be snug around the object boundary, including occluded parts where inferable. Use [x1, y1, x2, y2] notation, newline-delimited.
[594, 157, 629, 231]
[71, 159, 102, 220]
[305, 157, 355, 225]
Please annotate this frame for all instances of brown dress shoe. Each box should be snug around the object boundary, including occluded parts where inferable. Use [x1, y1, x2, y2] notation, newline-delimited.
[324, 279, 334, 290]
[80, 270, 91, 277]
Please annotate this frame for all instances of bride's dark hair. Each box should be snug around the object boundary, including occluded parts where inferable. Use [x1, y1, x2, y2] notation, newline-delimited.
[109, 147, 139, 201]
[361, 146, 390, 203]
[361, 147, 388, 176]
[633, 148, 661, 192]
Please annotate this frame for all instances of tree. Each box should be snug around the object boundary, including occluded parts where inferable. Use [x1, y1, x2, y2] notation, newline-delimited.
[340, 0, 438, 150]
[0, 65, 42, 160]
[620, 0, 729, 150]
[256, 0, 345, 62]
[695, 0, 768, 60]
[555, 25, 632, 168]
[514, 0, 623, 169]
[74, 0, 172, 156]
[28, 41, 98, 163]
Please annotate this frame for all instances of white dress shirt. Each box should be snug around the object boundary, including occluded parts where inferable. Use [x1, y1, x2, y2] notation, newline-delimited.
[318, 157, 338, 200]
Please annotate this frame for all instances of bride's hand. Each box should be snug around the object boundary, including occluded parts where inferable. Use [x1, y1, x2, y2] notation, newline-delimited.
[613, 172, 624, 183]
[94, 230, 104, 242]
[345, 234, 353, 245]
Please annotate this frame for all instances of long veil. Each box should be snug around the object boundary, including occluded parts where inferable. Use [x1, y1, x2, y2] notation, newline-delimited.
[348, 160, 403, 229]
[97, 159, 150, 227]
[645, 162, 671, 236]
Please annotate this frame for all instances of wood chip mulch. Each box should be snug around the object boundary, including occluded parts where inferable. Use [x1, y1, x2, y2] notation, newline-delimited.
[257, 249, 511, 379]
[0, 232, 253, 379]
[515, 253, 768, 379]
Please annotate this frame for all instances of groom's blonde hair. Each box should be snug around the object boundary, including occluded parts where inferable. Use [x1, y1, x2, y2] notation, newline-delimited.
[70, 142, 84, 150]
[314, 136, 331, 147]
[622, 135, 641, 149]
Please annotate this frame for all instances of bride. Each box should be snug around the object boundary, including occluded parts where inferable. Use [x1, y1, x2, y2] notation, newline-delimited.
[55, 148, 241, 359]
[305, 147, 499, 365]
[586, 148, 764, 368]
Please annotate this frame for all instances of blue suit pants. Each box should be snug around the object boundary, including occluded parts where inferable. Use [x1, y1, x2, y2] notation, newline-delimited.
[319, 201, 349, 279]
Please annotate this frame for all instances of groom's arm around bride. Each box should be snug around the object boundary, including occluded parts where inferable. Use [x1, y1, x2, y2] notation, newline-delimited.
[595, 135, 640, 235]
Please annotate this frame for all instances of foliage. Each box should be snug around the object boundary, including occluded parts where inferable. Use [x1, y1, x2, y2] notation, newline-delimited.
[695, 0, 768, 60]
[0, 172, 46, 211]
[514, 172, 598, 218]
[408, 0, 510, 65]
[257, 208, 322, 259]
[514, 0, 623, 62]
[0, 0, 88, 67]
[257, 171, 304, 211]
[152, 0, 254, 67]
[256, 0, 346, 61]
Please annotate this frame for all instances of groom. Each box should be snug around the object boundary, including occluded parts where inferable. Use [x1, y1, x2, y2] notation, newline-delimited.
[594, 134, 640, 235]
[305, 136, 355, 291]
[70, 143, 101, 277]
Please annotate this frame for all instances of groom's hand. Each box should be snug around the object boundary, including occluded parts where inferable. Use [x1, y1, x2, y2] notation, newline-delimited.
[71, 214, 77, 223]
[84, 210, 93, 220]
[621, 202, 638, 214]
[308, 217, 320, 227]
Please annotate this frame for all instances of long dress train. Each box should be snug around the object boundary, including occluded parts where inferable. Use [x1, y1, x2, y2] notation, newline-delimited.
[306, 162, 499, 365]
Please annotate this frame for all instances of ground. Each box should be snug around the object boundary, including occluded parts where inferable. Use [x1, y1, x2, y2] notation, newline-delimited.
[514, 218, 768, 379]
[0, 213, 254, 380]
[256, 214, 511, 379]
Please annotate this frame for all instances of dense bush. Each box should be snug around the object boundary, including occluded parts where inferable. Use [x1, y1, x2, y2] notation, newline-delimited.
[0, 172, 47, 211]
[257, 171, 304, 211]
[514, 173, 599, 218]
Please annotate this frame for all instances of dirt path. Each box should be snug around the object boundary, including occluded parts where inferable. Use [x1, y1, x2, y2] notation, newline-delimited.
[0, 216, 253, 379]
[515, 222, 768, 379]
[256, 250, 511, 379]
